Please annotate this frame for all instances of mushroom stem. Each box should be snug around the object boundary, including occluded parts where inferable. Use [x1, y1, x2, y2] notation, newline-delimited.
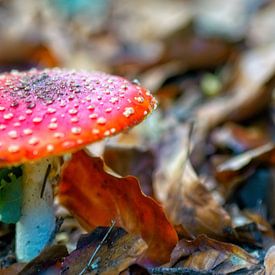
[16, 156, 61, 262]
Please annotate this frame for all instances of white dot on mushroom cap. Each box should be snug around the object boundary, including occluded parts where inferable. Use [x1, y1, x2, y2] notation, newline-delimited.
[8, 130, 18, 139]
[109, 97, 118, 104]
[0, 124, 6, 130]
[0, 106, 5, 111]
[62, 141, 74, 148]
[69, 109, 78, 115]
[71, 117, 79, 123]
[48, 123, 58, 130]
[89, 113, 98, 119]
[77, 139, 83, 145]
[8, 145, 20, 153]
[3, 113, 13, 120]
[97, 117, 107, 125]
[47, 144, 54, 152]
[18, 116, 26, 121]
[134, 96, 144, 103]
[47, 108, 56, 114]
[92, 129, 100, 134]
[26, 110, 33, 115]
[23, 128, 33, 135]
[123, 107, 135, 117]
[28, 137, 39, 145]
[32, 150, 39, 156]
[87, 105, 95, 110]
[33, 117, 43, 123]
[54, 132, 65, 139]
[13, 122, 21, 127]
[104, 130, 110, 136]
[71, 127, 81, 135]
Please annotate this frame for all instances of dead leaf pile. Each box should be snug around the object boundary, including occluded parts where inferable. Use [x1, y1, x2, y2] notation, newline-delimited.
[1, 0, 275, 274]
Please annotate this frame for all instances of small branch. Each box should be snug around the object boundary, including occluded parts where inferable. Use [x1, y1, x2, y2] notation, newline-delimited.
[40, 164, 51, 198]
[79, 220, 116, 275]
[150, 267, 217, 275]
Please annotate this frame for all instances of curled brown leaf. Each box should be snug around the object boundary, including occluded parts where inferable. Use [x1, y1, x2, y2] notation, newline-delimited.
[58, 150, 178, 265]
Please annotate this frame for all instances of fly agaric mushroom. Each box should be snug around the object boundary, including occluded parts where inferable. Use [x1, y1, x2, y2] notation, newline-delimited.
[0, 68, 156, 262]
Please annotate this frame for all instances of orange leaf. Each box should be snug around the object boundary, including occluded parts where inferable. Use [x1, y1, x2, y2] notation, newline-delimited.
[57, 150, 178, 265]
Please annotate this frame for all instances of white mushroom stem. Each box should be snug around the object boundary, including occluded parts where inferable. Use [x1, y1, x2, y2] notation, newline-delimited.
[16, 156, 61, 262]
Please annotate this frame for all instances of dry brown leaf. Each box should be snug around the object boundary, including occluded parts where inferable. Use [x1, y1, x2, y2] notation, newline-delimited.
[196, 44, 275, 129]
[112, 0, 191, 42]
[211, 122, 270, 153]
[264, 245, 275, 275]
[153, 125, 233, 239]
[58, 150, 178, 265]
[248, 2, 275, 46]
[139, 36, 233, 92]
[120, 264, 150, 275]
[17, 245, 68, 275]
[212, 143, 275, 200]
[191, 44, 275, 167]
[243, 211, 275, 249]
[62, 227, 147, 275]
[0, 263, 26, 275]
[170, 235, 260, 274]
[215, 143, 275, 184]
[103, 145, 155, 197]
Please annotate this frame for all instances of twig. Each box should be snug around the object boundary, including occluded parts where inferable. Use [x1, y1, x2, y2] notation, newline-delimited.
[40, 164, 51, 198]
[79, 220, 116, 275]
[150, 267, 218, 275]
[183, 119, 195, 172]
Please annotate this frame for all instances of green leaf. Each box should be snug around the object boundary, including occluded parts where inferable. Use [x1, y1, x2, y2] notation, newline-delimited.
[0, 167, 23, 224]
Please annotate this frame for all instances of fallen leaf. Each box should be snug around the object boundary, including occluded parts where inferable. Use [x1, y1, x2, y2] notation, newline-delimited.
[192, 44, 275, 166]
[120, 264, 150, 275]
[58, 150, 178, 265]
[0, 228, 15, 269]
[193, 0, 253, 40]
[248, 2, 275, 46]
[264, 245, 275, 275]
[153, 125, 233, 239]
[18, 245, 68, 275]
[170, 235, 260, 274]
[0, 263, 25, 275]
[0, 39, 59, 69]
[103, 145, 155, 196]
[62, 227, 147, 275]
[211, 122, 270, 153]
[215, 143, 275, 184]
[112, 0, 191, 42]
[243, 211, 275, 249]
[228, 204, 275, 249]
[196, 44, 275, 129]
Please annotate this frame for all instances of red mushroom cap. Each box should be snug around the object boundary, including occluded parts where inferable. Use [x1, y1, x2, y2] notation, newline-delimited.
[0, 68, 156, 166]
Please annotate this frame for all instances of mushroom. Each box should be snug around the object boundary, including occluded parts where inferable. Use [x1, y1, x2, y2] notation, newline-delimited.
[0, 68, 156, 262]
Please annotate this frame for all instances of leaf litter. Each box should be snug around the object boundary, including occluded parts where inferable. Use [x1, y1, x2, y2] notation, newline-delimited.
[1, 0, 275, 274]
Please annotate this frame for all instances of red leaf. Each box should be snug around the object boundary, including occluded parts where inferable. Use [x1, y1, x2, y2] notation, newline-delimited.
[57, 150, 178, 265]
